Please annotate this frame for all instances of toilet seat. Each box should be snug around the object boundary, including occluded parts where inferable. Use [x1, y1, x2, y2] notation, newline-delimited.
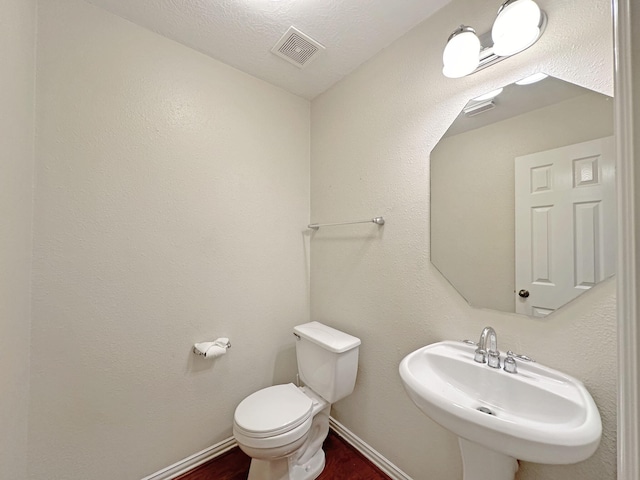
[234, 383, 313, 439]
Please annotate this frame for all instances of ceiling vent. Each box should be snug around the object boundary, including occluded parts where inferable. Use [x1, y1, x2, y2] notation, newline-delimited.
[463, 100, 496, 117]
[271, 27, 325, 69]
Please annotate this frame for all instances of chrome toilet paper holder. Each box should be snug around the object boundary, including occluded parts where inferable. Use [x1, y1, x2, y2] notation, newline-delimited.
[193, 338, 231, 357]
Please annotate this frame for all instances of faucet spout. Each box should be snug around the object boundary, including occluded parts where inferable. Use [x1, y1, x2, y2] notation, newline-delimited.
[476, 326, 501, 368]
[478, 326, 498, 353]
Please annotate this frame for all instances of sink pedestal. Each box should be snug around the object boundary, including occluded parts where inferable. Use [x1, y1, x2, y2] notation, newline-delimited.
[459, 438, 519, 480]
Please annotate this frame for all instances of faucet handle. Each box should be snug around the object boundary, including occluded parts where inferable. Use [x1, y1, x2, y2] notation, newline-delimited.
[506, 350, 535, 362]
[487, 349, 501, 369]
[474, 348, 487, 363]
[504, 354, 518, 374]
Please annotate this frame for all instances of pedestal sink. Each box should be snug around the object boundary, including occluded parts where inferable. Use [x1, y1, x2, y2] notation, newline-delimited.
[399, 340, 601, 480]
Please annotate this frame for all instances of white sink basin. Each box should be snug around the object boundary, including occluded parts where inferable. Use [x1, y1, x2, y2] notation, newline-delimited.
[399, 341, 601, 465]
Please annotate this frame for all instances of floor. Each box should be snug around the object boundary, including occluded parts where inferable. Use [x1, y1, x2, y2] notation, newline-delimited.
[175, 430, 392, 480]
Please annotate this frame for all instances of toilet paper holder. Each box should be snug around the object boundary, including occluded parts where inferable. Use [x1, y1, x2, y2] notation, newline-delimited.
[193, 338, 231, 357]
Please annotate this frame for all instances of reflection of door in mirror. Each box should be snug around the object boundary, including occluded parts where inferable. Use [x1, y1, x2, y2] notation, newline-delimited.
[430, 75, 615, 317]
[515, 136, 615, 317]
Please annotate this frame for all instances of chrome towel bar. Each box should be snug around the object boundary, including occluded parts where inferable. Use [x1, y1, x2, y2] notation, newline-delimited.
[308, 217, 385, 230]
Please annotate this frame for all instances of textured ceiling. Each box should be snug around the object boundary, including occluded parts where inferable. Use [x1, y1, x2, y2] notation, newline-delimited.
[85, 0, 452, 99]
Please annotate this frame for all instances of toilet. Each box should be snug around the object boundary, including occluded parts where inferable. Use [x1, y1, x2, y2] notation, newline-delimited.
[233, 321, 361, 480]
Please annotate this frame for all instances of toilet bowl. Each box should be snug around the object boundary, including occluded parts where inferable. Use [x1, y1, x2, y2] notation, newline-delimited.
[233, 322, 360, 480]
[234, 384, 330, 480]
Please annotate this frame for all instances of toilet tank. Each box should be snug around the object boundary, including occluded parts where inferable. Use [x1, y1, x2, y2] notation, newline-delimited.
[293, 321, 361, 404]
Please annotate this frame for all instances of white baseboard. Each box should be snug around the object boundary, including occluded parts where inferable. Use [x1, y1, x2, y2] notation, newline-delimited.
[141, 417, 412, 480]
[328, 417, 413, 480]
[140, 437, 237, 480]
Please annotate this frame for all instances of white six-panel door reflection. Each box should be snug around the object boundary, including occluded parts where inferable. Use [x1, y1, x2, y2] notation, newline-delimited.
[514, 136, 616, 317]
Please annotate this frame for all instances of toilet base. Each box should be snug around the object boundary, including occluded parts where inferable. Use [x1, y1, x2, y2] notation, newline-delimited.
[247, 457, 289, 480]
[247, 448, 325, 480]
[290, 448, 325, 480]
[241, 390, 331, 480]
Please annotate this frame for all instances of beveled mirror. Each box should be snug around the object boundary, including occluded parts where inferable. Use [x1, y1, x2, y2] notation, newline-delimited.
[430, 74, 615, 317]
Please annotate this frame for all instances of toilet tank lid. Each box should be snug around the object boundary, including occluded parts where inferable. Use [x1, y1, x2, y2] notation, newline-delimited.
[294, 322, 361, 353]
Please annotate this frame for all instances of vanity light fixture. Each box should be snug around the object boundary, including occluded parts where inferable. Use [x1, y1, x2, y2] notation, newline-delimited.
[492, 0, 542, 56]
[442, 0, 546, 78]
[442, 26, 481, 78]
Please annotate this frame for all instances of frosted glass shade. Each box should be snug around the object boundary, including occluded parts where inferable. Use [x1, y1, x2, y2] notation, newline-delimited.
[442, 29, 481, 78]
[492, 0, 542, 57]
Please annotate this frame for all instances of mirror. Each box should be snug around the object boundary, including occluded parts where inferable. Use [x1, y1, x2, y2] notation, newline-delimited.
[431, 74, 615, 317]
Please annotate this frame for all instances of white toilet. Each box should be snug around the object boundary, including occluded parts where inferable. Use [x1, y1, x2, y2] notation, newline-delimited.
[233, 321, 361, 480]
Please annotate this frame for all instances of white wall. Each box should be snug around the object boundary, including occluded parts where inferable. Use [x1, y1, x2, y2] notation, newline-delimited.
[431, 93, 613, 312]
[310, 0, 616, 479]
[30, 1, 310, 478]
[0, 0, 36, 478]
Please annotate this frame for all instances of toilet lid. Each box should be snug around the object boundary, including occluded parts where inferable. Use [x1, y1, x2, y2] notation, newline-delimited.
[234, 383, 313, 438]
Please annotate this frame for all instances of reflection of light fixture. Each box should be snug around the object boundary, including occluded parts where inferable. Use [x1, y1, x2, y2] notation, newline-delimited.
[515, 72, 549, 85]
[442, 0, 546, 78]
[472, 87, 504, 102]
[442, 26, 480, 78]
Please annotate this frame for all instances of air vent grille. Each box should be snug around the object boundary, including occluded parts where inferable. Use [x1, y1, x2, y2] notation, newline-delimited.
[271, 27, 325, 69]
[463, 100, 496, 117]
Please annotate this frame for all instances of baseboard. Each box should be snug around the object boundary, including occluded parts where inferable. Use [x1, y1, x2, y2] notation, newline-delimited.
[329, 417, 413, 480]
[140, 437, 237, 480]
[141, 417, 412, 480]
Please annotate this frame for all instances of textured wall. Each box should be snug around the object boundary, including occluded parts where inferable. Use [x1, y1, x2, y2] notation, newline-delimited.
[0, 0, 36, 478]
[431, 93, 613, 312]
[31, 1, 310, 478]
[310, 0, 616, 479]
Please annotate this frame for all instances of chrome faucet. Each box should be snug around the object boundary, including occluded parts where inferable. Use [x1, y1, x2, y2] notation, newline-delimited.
[474, 326, 501, 368]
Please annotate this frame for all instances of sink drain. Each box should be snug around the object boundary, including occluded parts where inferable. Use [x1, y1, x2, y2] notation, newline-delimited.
[477, 406, 495, 415]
